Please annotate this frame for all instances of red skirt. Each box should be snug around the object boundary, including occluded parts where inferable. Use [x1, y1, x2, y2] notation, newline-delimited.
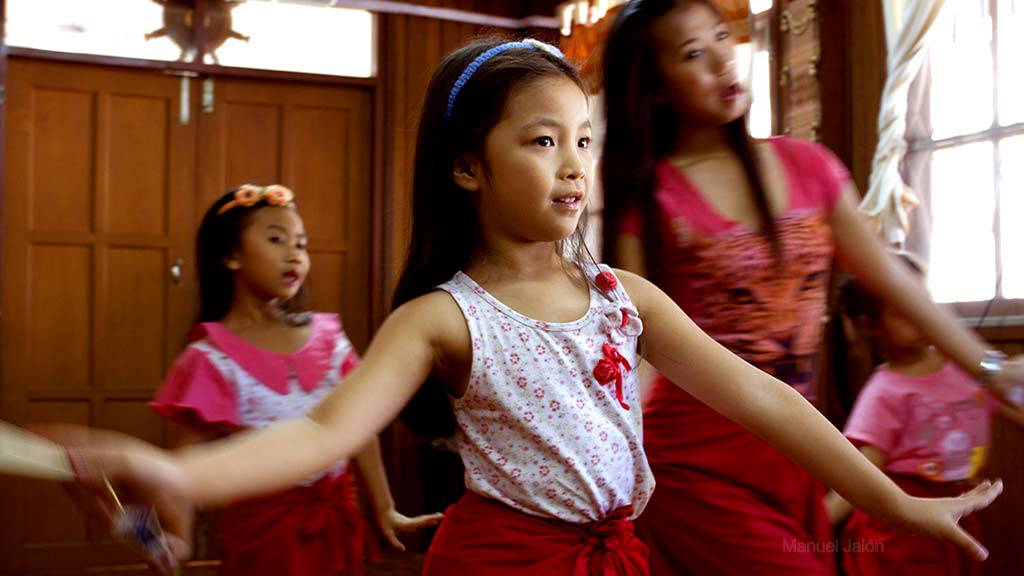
[841, 474, 984, 576]
[634, 463, 835, 576]
[218, 472, 368, 576]
[637, 377, 836, 576]
[423, 492, 649, 576]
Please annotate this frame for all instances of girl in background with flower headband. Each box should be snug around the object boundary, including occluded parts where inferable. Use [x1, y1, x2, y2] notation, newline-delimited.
[62, 38, 1002, 576]
[149, 186, 442, 576]
[600, 1, 1024, 575]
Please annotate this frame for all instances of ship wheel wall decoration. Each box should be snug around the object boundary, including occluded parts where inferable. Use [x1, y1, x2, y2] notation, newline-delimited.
[145, 0, 250, 64]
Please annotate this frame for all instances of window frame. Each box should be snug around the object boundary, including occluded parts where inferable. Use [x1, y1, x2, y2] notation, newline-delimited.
[907, 0, 1024, 322]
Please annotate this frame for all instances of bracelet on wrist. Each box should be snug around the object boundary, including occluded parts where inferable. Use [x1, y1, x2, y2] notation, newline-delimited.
[977, 350, 1008, 388]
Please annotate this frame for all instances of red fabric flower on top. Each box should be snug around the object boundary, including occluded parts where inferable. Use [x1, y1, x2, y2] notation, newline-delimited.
[593, 343, 632, 410]
[593, 358, 619, 386]
[595, 271, 618, 292]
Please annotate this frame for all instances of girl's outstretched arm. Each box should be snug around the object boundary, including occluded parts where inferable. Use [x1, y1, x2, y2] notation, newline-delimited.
[620, 269, 1003, 561]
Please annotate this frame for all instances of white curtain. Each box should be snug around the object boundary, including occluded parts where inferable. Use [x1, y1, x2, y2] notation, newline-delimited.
[860, 0, 947, 245]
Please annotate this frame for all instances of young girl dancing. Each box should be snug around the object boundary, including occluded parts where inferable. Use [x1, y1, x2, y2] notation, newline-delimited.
[150, 186, 441, 575]
[60, 38, 1006, 576]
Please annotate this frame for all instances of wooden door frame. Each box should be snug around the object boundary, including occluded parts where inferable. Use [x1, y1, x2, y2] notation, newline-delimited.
[373, 13, 391, 328]
[0, 0, 8, 418]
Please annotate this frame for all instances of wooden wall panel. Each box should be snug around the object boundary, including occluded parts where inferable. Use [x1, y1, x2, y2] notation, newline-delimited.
[819, 0, 886, 192]
[104, 248, 167, 390]
[977, 331, 1024, 576]
[107, 95, 170, 236]
[777, 0, 822, 142]
[30, 90, 94, 233]
[223, 104, 283, 187]
[292, 106, 351, 245]
[27, 245, 92, 389]
[384, 13, 481, 290]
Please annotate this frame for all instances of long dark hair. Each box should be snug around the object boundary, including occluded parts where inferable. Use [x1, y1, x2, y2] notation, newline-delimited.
[601, 0, 778, 276]
[393, 37, 591, 438]
[195, 189, 309, 324]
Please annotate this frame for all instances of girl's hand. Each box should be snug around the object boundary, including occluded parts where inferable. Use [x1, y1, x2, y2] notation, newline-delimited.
[375, 508, 445, 551]
[893, 479, 1003, 561]
[41, 425, 195, 575]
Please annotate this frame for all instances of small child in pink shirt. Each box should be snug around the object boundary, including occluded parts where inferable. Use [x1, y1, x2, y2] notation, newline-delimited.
[826, 253, 1024, 576]
[845, 362, 998, 486]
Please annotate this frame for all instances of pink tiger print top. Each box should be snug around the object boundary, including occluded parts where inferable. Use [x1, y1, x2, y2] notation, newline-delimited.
[624, 137, 850, 497]
[622, 136, 848, 400]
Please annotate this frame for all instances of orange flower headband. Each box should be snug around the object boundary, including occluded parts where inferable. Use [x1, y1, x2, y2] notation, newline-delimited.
[217, 184, 295, 215]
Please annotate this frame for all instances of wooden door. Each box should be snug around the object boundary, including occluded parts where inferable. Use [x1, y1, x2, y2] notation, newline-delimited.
[0, 58, 197, 573]
[196, 76, 374, 350]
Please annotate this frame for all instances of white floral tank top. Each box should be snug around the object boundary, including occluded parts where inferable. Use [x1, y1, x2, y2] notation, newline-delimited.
[437, 264, 654, 523]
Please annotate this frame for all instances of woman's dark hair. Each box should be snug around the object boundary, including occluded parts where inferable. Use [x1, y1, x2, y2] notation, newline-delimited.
[393, 37, 591, 438]
[195, 188, 309, 324]
[601, 0, 778, 276]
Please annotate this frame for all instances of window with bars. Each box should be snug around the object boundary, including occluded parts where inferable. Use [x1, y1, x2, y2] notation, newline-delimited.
[910, 0, 1024, 307]
[4, 0, 376, 77]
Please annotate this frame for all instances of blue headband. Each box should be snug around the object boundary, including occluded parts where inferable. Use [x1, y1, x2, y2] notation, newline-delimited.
[443, 39, 566, 127]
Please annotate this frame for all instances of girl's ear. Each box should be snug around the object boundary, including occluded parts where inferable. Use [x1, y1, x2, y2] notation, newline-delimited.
[223, 255, 242, 270]
[452, 153, 482, 192]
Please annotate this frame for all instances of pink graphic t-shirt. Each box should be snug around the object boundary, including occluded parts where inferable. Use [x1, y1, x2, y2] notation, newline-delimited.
[844, 361, 1001, 482]
[437, 265, 655, 524]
